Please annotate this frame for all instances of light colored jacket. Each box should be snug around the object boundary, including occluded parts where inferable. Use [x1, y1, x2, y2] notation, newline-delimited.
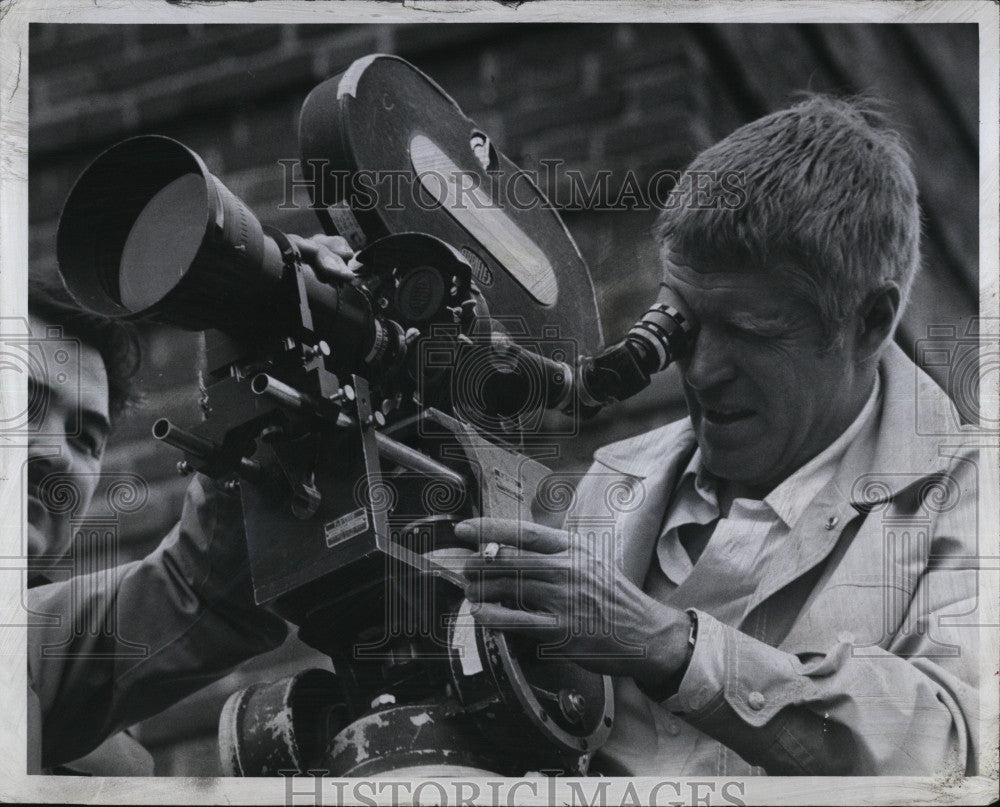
[569, 343, 987, 775]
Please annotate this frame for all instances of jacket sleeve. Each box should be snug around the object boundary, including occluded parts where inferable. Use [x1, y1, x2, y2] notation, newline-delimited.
[27, 474, 289, 767]
[659, 465, 982, 775]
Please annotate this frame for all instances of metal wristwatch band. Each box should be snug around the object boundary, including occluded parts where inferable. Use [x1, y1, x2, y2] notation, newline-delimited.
[634, 609, 698, 704]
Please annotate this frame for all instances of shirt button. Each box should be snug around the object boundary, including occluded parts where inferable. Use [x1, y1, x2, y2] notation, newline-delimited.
[687, 687, 709, 711]
[747, 691, 766, 711]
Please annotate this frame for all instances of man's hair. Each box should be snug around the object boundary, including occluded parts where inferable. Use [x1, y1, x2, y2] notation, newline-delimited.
[28, 278, 142, 423]
[654, 94, 920, 347]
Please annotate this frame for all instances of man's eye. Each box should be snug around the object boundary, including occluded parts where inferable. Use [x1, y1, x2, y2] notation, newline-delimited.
[727, 323, 763, 339]
[729, 322, 784, 340]
[74, 433, 105, 460]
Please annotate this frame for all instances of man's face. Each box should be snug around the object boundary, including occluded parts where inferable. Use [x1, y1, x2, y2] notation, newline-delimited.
[666, 262, 865, 493]
[26, 314, 110, 565]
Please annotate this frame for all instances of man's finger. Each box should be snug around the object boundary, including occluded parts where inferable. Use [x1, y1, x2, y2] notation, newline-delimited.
[454, 517, 570, 554]
[311, 234, 355, 259]
[464, 550, 570, 581]
[287, 233, 353, 259]
[314, 249, 357, 283]
[468, 601, 560, 637]
[470, 578, 568, 611]
[287, 234, 358, 283]
[286, 233, 316, 256]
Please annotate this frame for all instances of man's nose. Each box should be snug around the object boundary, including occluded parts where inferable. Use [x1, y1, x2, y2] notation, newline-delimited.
[683, 328, 737, 392]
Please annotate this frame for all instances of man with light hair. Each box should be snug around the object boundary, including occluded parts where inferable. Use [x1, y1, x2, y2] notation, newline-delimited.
[460, 95, 980, 775]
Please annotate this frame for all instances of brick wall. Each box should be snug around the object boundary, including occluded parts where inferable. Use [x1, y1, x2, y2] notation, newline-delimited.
[27, 22, 979, 773]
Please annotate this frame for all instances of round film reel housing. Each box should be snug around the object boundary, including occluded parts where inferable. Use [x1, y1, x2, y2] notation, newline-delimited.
[446, 607, 614, 762]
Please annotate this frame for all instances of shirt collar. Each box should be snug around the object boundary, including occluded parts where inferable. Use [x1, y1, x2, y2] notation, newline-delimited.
[679, 375, 882, 528]
[765, 375, 881, 526]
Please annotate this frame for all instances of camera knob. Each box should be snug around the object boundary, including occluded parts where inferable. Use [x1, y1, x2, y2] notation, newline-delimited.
[558, 689, 587, 725]
[330, 385, 356, 406]
[305, 340, 331, 360]
[364, 411, 387, 429]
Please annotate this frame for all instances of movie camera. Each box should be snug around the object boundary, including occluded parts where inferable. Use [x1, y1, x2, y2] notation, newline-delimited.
[55, 55, 695, 776]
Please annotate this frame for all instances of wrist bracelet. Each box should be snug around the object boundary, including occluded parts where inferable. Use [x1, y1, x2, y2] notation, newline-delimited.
[634, 609, 698, 703]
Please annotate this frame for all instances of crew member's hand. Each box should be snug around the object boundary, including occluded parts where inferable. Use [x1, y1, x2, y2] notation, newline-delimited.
[287, 233, 360, 284]
[173, 473, 283, 624]
[454, 517, 691, 683]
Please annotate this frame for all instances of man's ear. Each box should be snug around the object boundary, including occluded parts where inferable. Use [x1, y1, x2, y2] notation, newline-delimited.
[856, 283, 900, 361]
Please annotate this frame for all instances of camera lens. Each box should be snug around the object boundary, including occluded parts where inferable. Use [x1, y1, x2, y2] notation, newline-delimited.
[119, 173, 207, 311]
[58, 136, 289, 332]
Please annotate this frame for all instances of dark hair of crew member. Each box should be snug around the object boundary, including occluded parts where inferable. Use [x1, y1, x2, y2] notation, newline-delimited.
[28, 278, 143, 424]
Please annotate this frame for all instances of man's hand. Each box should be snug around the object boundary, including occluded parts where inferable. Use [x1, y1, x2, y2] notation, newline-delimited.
[287, 233, 359, 284]
[454, 517, 691, 684]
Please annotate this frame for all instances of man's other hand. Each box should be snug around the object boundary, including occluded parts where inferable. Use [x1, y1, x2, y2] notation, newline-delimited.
[287, 233, 360, 284]
[454, 517, 690, 683]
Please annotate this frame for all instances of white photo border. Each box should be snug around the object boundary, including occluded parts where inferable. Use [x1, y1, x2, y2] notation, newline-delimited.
[1, 1, 997, 804]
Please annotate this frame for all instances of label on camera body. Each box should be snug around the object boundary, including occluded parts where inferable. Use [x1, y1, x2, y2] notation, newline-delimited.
[452, 598, 485, 675]
[324, 507, 369, 547]
[326, 202, 367, 250]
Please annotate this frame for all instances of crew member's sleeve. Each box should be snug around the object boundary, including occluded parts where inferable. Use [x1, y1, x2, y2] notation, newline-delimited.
[27, 474, 289, 768]
[661, 475, 981, 775]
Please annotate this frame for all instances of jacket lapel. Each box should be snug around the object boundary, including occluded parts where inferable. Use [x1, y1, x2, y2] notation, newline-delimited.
[588, 420, 698, 587]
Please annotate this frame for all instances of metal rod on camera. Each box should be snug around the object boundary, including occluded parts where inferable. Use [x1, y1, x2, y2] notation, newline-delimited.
[251, 373, 309, 411]
[371, 432, 466, 490]
[152, 418, 216, 458]
[252, 374, 465, 489]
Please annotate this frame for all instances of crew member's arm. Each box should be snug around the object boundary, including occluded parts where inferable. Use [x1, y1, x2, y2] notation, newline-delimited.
[28, 473, 288, 768]
[27, 233, 354, 768]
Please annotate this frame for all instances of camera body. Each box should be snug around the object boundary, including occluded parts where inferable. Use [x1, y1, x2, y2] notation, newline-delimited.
[55, 54, 627, 776]
[418, 317, 584, 439]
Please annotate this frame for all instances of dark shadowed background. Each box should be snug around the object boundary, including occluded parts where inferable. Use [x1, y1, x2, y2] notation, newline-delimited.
[28, 22, 978, 773]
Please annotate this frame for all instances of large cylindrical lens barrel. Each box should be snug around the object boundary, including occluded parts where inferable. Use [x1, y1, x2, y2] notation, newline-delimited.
[56, 136, 384, 366]
[57, 136, 288, 333]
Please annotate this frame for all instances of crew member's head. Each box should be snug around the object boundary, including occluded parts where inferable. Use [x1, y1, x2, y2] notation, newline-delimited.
[654, 95, 920, 492]
[26, 280, 141, 574]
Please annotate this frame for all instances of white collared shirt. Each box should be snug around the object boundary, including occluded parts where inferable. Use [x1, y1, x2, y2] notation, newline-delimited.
[651, 375, 882, 611]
